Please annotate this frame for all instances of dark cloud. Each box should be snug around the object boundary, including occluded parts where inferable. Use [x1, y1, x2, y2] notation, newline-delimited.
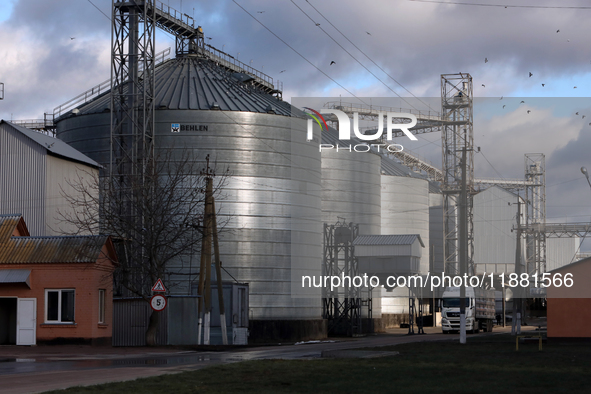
[8, 0, 110, 41]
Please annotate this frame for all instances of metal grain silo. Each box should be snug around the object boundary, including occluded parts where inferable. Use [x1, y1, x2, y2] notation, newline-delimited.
[378, 157, 430, 317]
[380, 157, 430, 274]
[320, 129, 382, 236]
[56, 54, 324, 341]
[316, 128, 382, 324]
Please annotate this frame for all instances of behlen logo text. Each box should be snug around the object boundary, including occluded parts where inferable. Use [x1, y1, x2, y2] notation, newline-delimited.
[171, 124, 209, 133]
[305, 108, 417, 153]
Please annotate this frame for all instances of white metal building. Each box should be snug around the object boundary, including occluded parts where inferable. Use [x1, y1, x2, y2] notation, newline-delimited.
[0, 121, 100, 236]
[473, 186, 524, 274]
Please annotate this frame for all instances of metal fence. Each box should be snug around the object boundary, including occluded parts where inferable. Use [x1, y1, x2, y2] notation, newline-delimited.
[112, 298, 167, 346]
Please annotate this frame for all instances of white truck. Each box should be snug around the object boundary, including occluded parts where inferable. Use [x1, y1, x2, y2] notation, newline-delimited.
[440, 286, 496, 333]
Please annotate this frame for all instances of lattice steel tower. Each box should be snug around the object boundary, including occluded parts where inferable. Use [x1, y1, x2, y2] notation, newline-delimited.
[441, 74, 475, 276]
[109, 1, 204, 294]
[110, 1, 205, 184]
[322, 220, 363, 336]
[110, 0, 157, 188]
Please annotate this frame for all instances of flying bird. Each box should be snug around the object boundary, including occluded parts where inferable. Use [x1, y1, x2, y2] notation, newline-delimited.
[520, 100, 525, 104]
[583, 115, 587, 119]
[482, 84, 485, 87]
[206, 37, 212, 40]
[485, 57, 488, 63]
[503, 105, 506, 109]
[542, 83, 545, 87]
[279, 70, 286, 73]
[574, 86, 578, 89]
[556, 29, 560, 33]
[315, 23, 320, 26]
[576, 112, 579, 115]
[366, 31, 371, 36]
[330, 61, 336, 65]
[257, 11, 265, 13]
[70, 37, 75, 40]
[529, 72, 533, 77]
[527, 110, 531, 114]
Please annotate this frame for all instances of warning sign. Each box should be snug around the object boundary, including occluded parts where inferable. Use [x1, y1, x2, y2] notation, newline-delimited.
[151, 278, 166, 292]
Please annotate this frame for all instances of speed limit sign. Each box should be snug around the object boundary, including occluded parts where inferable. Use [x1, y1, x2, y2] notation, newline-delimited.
[150, 294, 167, 311]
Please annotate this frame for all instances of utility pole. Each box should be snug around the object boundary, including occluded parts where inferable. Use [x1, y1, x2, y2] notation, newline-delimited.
[459, 144, 468, 344]
[197, 155, 227, 345]
[512, 197, 522, 335]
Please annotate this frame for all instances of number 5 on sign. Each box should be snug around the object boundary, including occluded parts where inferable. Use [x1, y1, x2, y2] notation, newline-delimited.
[150, 294, 167, 311]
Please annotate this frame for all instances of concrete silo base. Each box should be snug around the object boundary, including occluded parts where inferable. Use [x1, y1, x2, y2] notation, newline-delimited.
[248, 319, 327, 343]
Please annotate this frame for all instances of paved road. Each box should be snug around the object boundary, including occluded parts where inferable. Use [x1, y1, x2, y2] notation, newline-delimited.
[0, 326, 516, 394]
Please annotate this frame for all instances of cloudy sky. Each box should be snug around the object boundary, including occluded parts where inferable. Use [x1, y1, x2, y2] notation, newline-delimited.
[1, 0, 591, 249]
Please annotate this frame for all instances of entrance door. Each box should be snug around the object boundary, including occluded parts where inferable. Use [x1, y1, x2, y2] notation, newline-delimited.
[16, 298, 36, 345]
[0, 298, 17, 344]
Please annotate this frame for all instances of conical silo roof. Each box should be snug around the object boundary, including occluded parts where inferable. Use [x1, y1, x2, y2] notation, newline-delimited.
[74, 56, 292, 116]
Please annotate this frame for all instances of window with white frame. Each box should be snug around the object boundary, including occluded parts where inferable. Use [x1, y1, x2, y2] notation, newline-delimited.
[98, 289, 105, 324]
[45, 289, 75, 323]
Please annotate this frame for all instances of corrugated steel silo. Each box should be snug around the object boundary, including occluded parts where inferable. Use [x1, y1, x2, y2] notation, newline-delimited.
[378, 157, 430, 316]
[320, 130, 382, 236]
[56, 55, 324, 339]
[380, 157, 430, 274]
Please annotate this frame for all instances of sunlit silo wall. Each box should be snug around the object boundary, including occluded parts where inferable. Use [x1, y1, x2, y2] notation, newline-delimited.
[380, 158, 430, 274]
[56, 55, 324, 341]
[320, 130, 381, 236]
[316, 130, 382, 322]
[378, 157, 430, 318]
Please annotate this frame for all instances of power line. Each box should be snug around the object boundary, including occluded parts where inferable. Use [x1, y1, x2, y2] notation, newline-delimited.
[477, 148, 507, 181]
[87, 0, 111, 21]
[408, 0, 591, 9]
[232, 0, 368, 105]
[304, 0, 438, 113]
[289, 0, 424, 113]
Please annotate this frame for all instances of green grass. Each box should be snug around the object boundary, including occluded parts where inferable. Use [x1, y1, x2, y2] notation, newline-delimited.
[45, 335, 591, 393]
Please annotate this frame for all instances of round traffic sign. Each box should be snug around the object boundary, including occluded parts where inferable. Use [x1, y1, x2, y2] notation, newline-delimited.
[150, 294, 167, 311]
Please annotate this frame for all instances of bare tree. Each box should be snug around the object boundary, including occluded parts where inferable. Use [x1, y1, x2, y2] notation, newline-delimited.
[59, 149, 229, 346]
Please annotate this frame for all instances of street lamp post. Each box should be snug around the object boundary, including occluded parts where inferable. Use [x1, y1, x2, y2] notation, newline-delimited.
[581, 167, 591, 188]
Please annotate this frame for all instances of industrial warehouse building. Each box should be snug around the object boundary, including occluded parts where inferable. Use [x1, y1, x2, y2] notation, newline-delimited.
[0, 120, 101, 237]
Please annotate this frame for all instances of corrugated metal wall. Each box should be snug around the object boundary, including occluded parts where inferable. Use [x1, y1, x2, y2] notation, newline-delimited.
[546, 237, 580, 271]
[473, 186, 524, 274]
[380, 175, 430, 274]
[112, 298, 168, 346]
[0, 123, 47, 236]
[45, 155, 99, 235]
[167, 297, 199, 345]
